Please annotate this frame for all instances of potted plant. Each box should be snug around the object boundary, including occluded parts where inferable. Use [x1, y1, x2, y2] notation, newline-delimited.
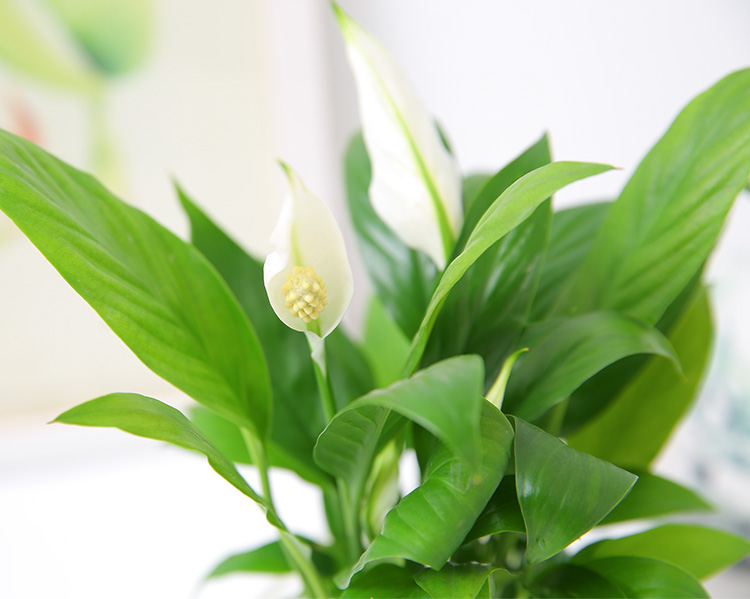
[0, 4, 748, 598]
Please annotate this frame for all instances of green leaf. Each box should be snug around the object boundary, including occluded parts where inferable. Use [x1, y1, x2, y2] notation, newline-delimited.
[574, 524, 750, 580]
[0, 132, 271, 435]
[350, 401, 514, 575]
[207, 541, 292, 577]
[342, 564, 429, 599]
[361, 295, 411, 388]
[513, 417, 637, 564]
[426, 135, 552, 382]
[464, 476, 525, 543]
[40, 0, 153, 75]
[404, 161, 614, 375]
[564, 69, 750, 325]
[455, 134, 552, 253]
[344, 132, 437, 337]
[530, 564, 626, 598]
[582, 556, 709, 598]
[461, 173, 491, 214]
[54, 393, 264, 506]
[529, 202, 610, 321]
[177, 187, 327, 484]
[415, 564, 493, 599]
[0, 0, 99, 90]
[600, 472, 711, 525]
[191, 406, 251, 464]
[314, 355, 485, 498]
[504, 312, 677, 421]
[568, 288, 712, 468]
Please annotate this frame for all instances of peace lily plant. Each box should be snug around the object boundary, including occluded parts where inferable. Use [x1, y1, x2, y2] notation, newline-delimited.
[1, 4, 749, 598]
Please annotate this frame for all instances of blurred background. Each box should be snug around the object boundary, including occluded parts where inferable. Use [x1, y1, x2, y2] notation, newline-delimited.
[0, 1, 749, 597]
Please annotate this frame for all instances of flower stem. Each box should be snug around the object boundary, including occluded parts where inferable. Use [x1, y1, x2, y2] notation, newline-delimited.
[306, 333, 337, 422]
[241, 428, 328, 598]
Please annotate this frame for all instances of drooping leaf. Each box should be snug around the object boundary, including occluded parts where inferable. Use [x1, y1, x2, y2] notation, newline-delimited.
[581, 556, 709, 598]
[344, 133, 437, 338]
[513, 417, 637, 564]
[0, 132, 271, 435]
[54, 393, 264, 506]
[314, 355, 485, 501]
[426, 135, 552, 382]
[349, 401, 514, 576]
[574, 524, 750, 580]
[40, 0, 153, 75]
[529, 202, 609, 321]
[568, 288, 712, 467]
[207, 541, 292, 578]
[563, 69, 750, 325]
[342, 564, 428, 599]
[361, 295, 411, 388]
[504, 312, 677, 421]
[178, 187, 327, 484]
[562, 268, 704, 434]
[599, 472, 711, 525]
[464, 476, 525, 544]
[405, 161, 614, 375]
[415, 564, 494, 599]
[530, 564, 626, 598]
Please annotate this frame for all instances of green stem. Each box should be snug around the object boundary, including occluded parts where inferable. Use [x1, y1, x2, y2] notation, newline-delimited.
[307, 333, 336, 423]
[242, 429, 328, 598]
[338, 480, 363, 564]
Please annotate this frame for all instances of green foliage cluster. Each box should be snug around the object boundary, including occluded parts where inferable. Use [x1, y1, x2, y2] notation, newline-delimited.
[2, 27, 750, 599]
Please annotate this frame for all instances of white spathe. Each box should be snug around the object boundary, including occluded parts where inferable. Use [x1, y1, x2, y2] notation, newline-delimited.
[334, 4, 462, 270]
[264, 163, 353, 338]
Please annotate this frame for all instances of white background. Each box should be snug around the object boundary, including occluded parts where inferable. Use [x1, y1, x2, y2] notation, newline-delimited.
[1, 1, 749, 597]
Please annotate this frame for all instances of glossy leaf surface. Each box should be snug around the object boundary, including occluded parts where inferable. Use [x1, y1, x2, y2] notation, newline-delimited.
[513, 417, 637, 564]
[415, 564, 493, 599]
[565, 69, 750, 325]
[207, 541, 291, 577]
[505, 312, 676, 421]
[600, 472, 711, 525]
[405, 161, 614, 374]
[568, 288, 712, 467]
[465, 476, 525, 543]
[530, 564, 626, 598]
[342, 564, 428, 599]
[582, 556, 709, 598]
[351, 401, 514, 574]
[0, 133, 271, 435]
[54, 393, 264, 505]
[574, 524, 750, 580]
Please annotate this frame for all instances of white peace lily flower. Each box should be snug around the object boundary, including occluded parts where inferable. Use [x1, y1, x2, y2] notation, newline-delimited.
[264, 163, 353, 341]
[333, 3, 462, 270]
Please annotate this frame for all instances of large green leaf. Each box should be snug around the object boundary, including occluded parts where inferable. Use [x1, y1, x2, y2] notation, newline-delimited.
[529, 202, 609, 321]
[513, 417, 637, 564]
[425, 136, 552, 382]
[344, 133, 437, 338]
[405, 161, 614, 375]
[326, 326, 376, 412]
[563, 69, 750, 325]
[177, 187, 328, 483]
[530, 564, 626, 598]
[581, 556, 708, 598]
[574, 524, 750, 580]
[599, 472, 711, 525]
[40, 0, 153, 75]
[0, 0, 99, 90]
[504, 312, 677, 421]
[342, 564, 428, 599]
[350, 401, 514, 576]
[207, 541, 292, 578]
[568, 288, 712, 467]
[415, 564, 494, 599]
[54, 393, 264, 506]
[0, 131, 271, 435]
[314, 355, 485, 499]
